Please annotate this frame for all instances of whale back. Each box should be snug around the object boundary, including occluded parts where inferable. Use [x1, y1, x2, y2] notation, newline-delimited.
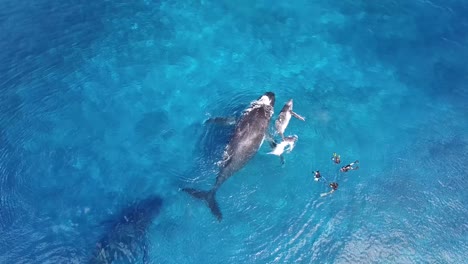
[216, 104, 273, 186]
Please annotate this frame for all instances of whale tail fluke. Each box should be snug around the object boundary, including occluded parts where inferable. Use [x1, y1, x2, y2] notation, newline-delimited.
[182, 188, 222, 221]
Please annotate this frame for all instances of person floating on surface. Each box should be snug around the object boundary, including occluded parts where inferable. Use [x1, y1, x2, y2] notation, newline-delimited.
[320, 182, 339, 197]
[313, 170, 321, 181]
[340, 160, 359, 172]
[331, 152, 341, 164]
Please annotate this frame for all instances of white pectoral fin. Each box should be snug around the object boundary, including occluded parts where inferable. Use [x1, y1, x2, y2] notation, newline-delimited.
[267, 146, 282, 156]
[291, 111, 305, 121]
[267, 150, 279, 156]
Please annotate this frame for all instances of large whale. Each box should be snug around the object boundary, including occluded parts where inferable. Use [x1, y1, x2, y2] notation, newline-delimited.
[182, 92, 276, 221]
[89, 196, 163, 264]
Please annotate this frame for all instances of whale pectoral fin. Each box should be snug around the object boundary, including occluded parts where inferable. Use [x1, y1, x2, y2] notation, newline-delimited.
[291, 111, 305, 121]
[264, 132, 277, 149]
[280, 155, 285, 166]
[269, 140, 277, 149]
[204, 117, 237, 126]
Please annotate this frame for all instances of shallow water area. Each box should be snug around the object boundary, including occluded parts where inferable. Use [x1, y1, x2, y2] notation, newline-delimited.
[0, 0, 467, 263]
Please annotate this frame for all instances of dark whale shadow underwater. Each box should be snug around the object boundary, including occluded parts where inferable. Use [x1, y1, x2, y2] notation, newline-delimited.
[88, 195, 163, 264]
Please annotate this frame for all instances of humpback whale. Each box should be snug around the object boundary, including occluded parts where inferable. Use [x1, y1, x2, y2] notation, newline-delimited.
[89, 196, 163, 264]
[268, 135, 298, 156]
[268, 135, 298, 165]
[182, 92, 276, 221]
[275, 99, 305, 139]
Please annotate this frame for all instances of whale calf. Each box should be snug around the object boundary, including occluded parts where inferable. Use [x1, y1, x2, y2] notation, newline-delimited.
[268, 135, 298, 165]
[182, 92, 276, 221]
[275, 99, 305, 139]
[268, 135, 298, 156]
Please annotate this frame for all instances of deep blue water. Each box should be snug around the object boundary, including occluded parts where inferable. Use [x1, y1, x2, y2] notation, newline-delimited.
[1, 0, 467, 263]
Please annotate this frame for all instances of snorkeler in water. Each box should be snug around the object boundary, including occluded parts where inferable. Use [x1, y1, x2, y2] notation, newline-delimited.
[313, 170, 321, 181]
[340, 160, 359, 172]
[320, 182, 339, 197]
[331, 153, 341, 164]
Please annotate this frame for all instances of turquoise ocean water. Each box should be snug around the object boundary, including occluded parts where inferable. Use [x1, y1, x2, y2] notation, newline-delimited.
[1, 0, 467, 263]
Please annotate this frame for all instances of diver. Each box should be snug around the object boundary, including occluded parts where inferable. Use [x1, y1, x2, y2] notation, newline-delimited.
[331, 152, 341, 164]
[340, 160, 359, 172]
[320, 182, 339, 197]
[313, 170, 321, 181]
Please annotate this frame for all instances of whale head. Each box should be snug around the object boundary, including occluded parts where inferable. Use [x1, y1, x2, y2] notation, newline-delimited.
[257, 91, 275, 107]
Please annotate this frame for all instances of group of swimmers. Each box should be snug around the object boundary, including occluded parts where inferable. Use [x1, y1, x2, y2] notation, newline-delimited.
[313, 153, 359, 197]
